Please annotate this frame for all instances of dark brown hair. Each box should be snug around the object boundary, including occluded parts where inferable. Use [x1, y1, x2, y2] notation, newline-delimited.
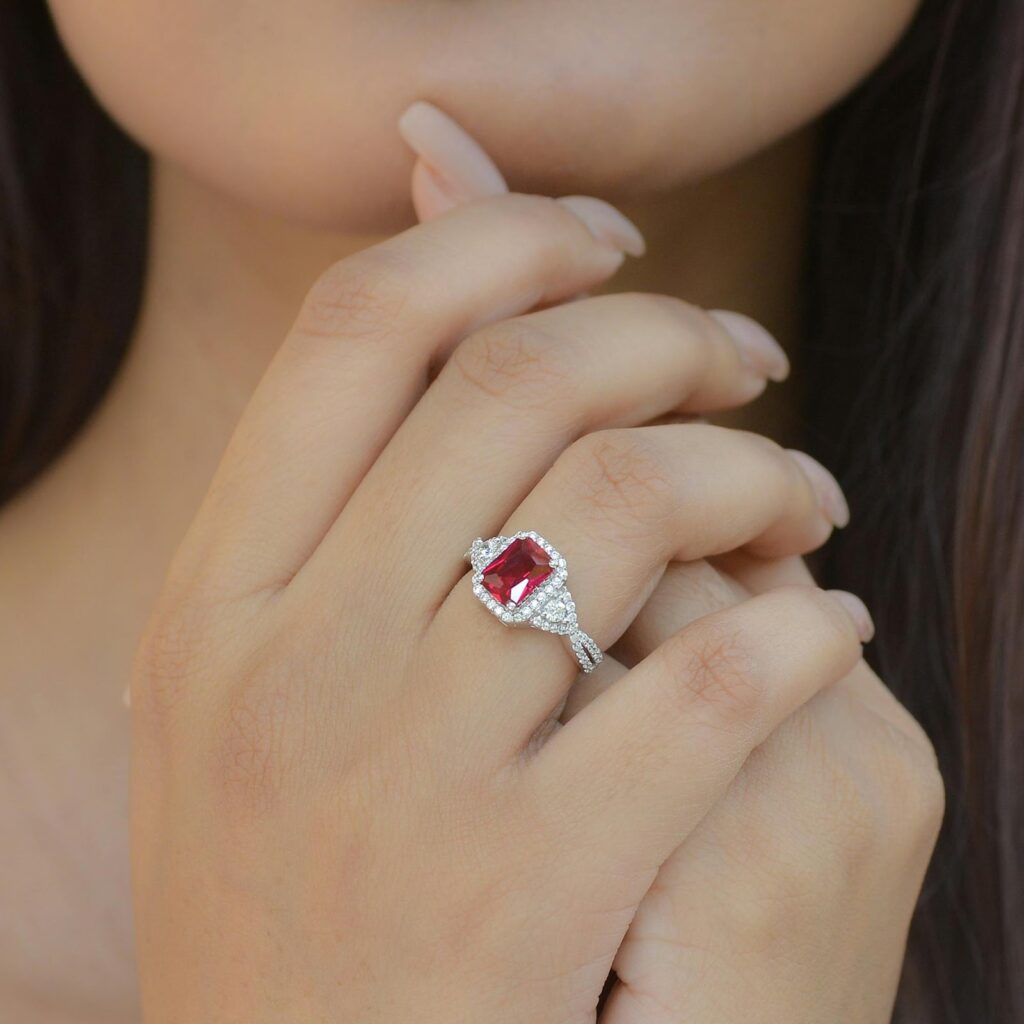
[0, 3, 146, 504]
[1, 2, 1021, 1021]
[808, 1, 1024, 1020]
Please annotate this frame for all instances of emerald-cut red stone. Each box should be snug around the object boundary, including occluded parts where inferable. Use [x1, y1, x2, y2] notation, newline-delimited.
[482, 538, 552, 606]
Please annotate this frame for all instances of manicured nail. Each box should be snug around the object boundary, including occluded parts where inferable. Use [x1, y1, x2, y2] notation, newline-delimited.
[787, 450, 851, 528]
[411, 159, 464, 215]
[708, 310, 790, 382]
[398, 101, 508, 201]
[557, 195, 646, 257]
[828, 590, 875, 643]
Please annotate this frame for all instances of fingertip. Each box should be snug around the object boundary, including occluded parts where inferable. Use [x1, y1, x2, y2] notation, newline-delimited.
[398, 100, 508, 200]
[557, 195, 647, 257]
[708, 310, 790, 383]
[787, 450, 851, 529]
[410, 159, 460, 222]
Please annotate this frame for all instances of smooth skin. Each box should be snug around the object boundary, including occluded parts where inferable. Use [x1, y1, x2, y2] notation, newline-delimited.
[129, 126, 942, 1021]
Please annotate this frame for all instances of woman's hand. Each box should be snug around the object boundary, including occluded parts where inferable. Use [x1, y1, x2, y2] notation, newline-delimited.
[571, 554, 944, 1024]
[129, 171, 868, 1022]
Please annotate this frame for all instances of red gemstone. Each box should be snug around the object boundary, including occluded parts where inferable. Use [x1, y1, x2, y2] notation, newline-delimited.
[482, 538, 553, 606]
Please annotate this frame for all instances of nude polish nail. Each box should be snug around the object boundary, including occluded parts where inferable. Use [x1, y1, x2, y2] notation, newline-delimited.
[708, 310, 790, 382]
[557, 195, 646, 257]
[828, 590, 876, 643]
[398, 101, 508, 201]
[787, 450, 851, 529]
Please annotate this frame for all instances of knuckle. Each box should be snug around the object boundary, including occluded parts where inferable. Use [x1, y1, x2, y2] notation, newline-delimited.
[875, 718, 946, 846]
[661, 619, 766, 730]
[294, 247, 418, 342]
[561, 430, 674, 533]
[451, 320, 575, 409]
[818, 693, 945, 866]
[887, 700, 942, 772]
[912, 755, 947, 839]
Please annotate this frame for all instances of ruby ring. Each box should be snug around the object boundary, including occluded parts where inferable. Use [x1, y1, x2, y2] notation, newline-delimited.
[466, 531, 603, 673]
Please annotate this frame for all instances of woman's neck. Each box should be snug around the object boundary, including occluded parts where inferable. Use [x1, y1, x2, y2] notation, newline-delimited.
[0, 129, 813, 694]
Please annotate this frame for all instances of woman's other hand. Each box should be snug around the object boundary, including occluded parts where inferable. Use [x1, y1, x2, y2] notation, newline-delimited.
[572, 553, 944, 1024]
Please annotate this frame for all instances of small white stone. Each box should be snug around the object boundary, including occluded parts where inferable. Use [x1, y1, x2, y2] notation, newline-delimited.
[545, 601, 568, 623]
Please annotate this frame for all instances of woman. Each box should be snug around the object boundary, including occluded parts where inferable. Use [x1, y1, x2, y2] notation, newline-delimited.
[0, 0, 1019, 1020]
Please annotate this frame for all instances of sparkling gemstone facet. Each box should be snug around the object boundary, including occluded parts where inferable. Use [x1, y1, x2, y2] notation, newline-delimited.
[481, 538, 553, 606]
[545, 600, 567, 622]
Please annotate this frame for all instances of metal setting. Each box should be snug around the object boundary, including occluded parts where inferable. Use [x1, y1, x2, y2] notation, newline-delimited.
[466, 531, 603, 673]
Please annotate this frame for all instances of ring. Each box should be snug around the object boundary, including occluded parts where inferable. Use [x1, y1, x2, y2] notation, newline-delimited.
[466, 531, 604, 673]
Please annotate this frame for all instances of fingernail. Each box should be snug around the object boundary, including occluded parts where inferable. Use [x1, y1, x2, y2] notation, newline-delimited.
[828, 590, 875, 643]
[557, 195, 647, 257]
[411, 159, 463, 217]
[708, 310, 790, 382]
[787, 450, 851, 528]
[398, 101, 508, 201]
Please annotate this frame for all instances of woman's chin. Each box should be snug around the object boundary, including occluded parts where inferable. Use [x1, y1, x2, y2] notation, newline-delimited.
[156, 93, 753, 238]
[48, 0, 919, 234]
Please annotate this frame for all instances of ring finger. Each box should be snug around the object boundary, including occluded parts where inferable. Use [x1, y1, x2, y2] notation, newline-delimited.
[430, 423, 847, 739]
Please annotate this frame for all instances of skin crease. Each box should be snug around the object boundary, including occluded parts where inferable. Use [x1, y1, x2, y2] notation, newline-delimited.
[0, 0, 923, 1021]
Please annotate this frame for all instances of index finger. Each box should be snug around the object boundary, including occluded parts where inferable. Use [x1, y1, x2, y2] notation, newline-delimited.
[170, 191, 638, 599]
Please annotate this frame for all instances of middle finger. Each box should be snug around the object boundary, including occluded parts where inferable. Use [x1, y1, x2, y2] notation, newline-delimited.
[429, 422, 844, 741]
[307, 295, 786, 608]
